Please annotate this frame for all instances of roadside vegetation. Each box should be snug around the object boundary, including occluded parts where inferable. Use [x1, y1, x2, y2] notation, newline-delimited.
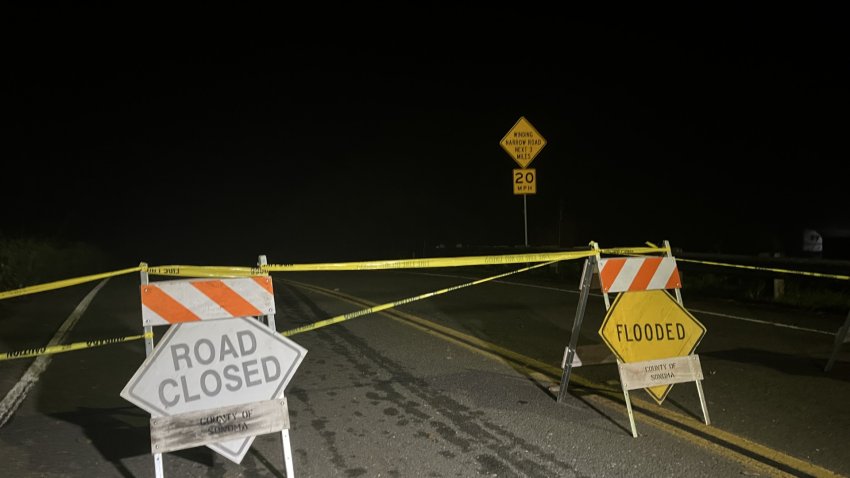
[0, 234, 110, 292]
[681, 270, 850, 314]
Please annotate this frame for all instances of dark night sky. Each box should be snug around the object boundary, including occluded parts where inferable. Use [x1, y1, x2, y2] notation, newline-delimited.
[4, 6, 849, 264]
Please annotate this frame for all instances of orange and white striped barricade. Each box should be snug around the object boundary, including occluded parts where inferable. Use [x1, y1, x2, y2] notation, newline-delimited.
[140, 276, 275, 326]
[130, 256, 299, 478]
[596, 255, 683, 297]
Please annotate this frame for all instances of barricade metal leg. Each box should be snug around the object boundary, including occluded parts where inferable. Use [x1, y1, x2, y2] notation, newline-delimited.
[825, 310, 850, 372]
[144, 326, 154, 357]
[281, 429, 295, 477]
[141, 266, 165, 477]
[154, 452, 164, 478]
[615, 359, 639, 437]
[261, 254, 294, 477]
[558, 258, 594, 403]
[258, 255, 276, 330]
[622, 386, 638, 437]
[695, 379, 711, 425]
[141, 268, 155, 356]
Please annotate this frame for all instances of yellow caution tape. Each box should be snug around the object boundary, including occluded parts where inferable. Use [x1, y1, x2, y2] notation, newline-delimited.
[675, 258, 850, 281]
[0, 265, 144, 301]
[600, 246, 669, 256]
[266, 246, 669, 272]
[145, 265, 266, 278]
[0, 332, 153, 362]
[281, 260, 556, 336]
[0, 244, 668, 300]
[266, 252, 588, 272]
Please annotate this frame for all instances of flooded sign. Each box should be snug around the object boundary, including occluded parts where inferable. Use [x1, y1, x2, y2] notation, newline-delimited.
[598, 290, 706, 403]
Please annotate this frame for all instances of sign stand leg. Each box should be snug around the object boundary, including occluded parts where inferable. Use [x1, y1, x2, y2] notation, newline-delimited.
[620, 365, 638, 438]
[695, 379, 711, 425]
[257, 255, 276, 330]
[667, 239, 712, 425]
[141, 266, 166, 477]
[281, 429, 295, 477]
[825, 310, 850, 372]
[154, 452, 164, 478]
[558, 257, 594, 403]
[261, 255, 294, 477]
[144, 326, 154, 357]
[141, 268, 155, 356]
[618, 356, 708, 437]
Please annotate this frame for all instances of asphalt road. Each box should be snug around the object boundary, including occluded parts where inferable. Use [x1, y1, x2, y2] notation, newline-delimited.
[0, 266, 848, 477]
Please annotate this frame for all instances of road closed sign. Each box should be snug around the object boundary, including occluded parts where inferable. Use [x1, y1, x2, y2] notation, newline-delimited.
[598, 290, 706, 403]
[121, 317, 307, 463]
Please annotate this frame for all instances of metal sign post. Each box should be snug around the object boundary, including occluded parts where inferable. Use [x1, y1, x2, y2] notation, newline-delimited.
[501, 117, 545, 248]
[523, 195, 528, 247]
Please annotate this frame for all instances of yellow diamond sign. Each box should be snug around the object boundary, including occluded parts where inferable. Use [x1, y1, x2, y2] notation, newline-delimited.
[598, 290, 706, 404]
[500, 116, 546, 168]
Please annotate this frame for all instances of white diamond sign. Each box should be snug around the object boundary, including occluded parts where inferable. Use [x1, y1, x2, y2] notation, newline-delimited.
[121, 317, 307, 463]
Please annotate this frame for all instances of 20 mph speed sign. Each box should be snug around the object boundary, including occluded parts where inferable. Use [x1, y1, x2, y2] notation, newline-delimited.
[513, 168, 536, 195]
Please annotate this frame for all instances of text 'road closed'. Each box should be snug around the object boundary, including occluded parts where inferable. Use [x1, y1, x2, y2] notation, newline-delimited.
[158, 330, 281, 407]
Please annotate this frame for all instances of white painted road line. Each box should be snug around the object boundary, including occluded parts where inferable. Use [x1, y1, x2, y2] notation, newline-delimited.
[0, 279, 108, 428]
[403, 271, 835, 335]
[688, 308, 833, 335]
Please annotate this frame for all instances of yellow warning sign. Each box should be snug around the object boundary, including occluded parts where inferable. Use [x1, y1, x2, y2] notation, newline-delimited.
[513, 168, 536, 195]
[598, 290, 706, 404]
[500, 116, 546, 168]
